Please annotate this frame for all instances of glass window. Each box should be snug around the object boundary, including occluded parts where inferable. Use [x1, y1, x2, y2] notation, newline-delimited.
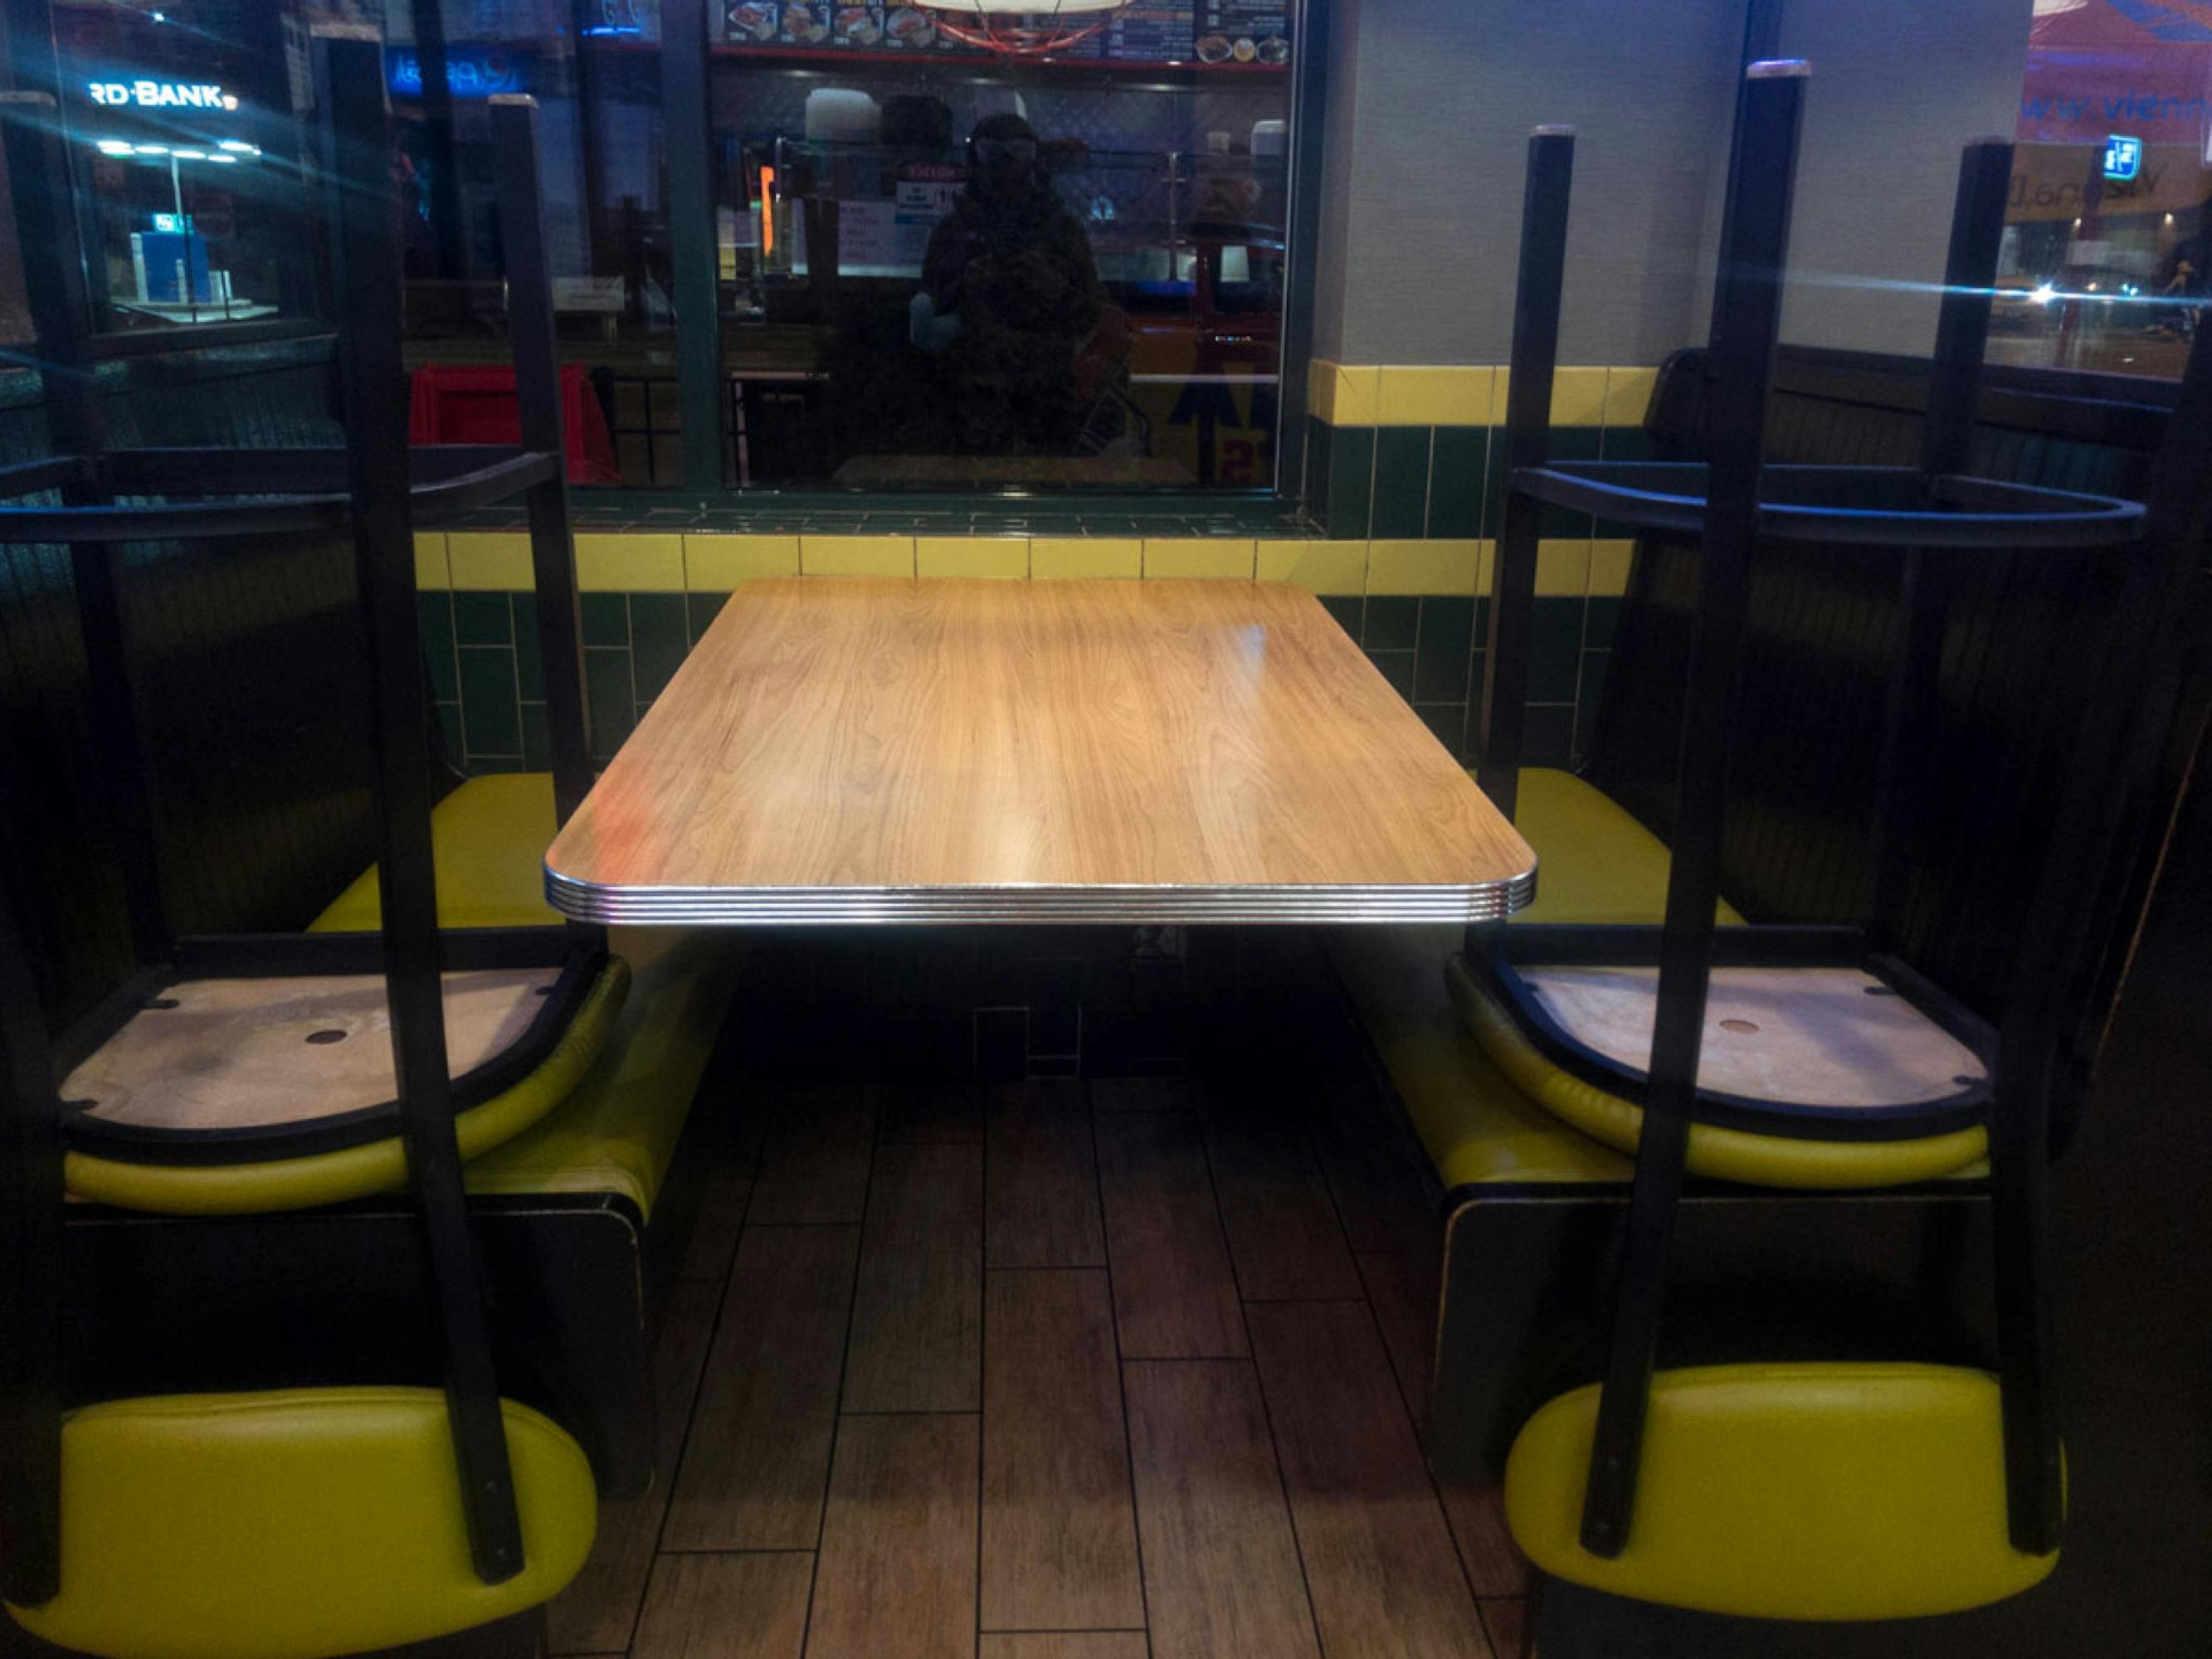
[385, 1, 670, 331]
[40, 0, 321, 335]
[387, 1, 670, 485]
[1997, 0, 2210, 377]
[710, 4, 1297, 490]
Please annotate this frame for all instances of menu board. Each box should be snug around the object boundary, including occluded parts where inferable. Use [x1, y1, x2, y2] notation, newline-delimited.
[1196, 2, 1291, 66]
[724, 4, 981, 53]
[721, 0, 1290, 66]
[1103, 4, 1194, 63]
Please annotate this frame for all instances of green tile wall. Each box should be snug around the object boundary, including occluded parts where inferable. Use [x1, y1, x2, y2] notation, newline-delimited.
[423, 589, 701, 775]
[1426, 427, 1486, 538]
[1328, 591, 1609, 769]
[427, 581, 1622, 780]
[1309, 417, 1654, 543]
[1369, 427, 1433, 539]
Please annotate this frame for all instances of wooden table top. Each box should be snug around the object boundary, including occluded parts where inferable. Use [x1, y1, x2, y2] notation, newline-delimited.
[543, 578, 1537, 925]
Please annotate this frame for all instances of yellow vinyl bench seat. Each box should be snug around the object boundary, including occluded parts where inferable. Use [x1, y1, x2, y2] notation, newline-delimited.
[312, 769, 744, 1217]
[309, 769, 747, 1219]
[72, 929, 743, 1221]
[1332, 769, 1988, 1192]
[3, 1388, 597, 1659]
[62, 955, 633, 1216]
[1449, 959, 1991, 1189]
[465, 926, 743, 1219]
[70, 773, 744, 1218]
[1333, 922, 1634, 1189]
[311, 771, 564, 933]
[1503, 1362, 2059, 1621]
[1327, 766, 1737, 1191]
[1506, 766, 1747, 929]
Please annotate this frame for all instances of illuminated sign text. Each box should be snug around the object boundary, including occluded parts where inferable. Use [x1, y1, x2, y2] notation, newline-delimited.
[86, 80, 239, 111]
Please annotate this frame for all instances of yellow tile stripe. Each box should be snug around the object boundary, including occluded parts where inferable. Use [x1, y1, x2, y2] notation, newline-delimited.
[1031, 536, 1142, 579]
[446, 531, 533, 591]
[1257, 539, 1365, 595]
[800, 534, 915, 577]
[1589, 539, 1635, 598]
[416, 532, 1636, 600]
[578, 532, 682, 592]
[413, 533, 449, 591]
[1307, 361, 1380, 426]
[1306, 362, 1665, 428]
[918, 536, 1027, 579]
[1143, 538, 1256, 579]
[1367, 538, 1484, 596]
[1374, 365, 1493, 426]
[685, 533, 798, 589]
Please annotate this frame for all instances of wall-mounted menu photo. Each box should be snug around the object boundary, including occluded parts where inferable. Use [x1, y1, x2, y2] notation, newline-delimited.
[833, 4, 884, 46]
[719, 0, 1289, 66]
[724, 0, 778, 41]
[1198, 1, 1290, 64]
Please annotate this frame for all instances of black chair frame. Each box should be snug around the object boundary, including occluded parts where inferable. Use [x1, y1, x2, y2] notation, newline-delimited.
[0, 35, 602, 1605]
[1471, 63, 2212, 1561]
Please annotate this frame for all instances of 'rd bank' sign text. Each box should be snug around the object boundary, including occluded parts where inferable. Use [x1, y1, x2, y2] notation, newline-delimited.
[86, 80, 239, 111]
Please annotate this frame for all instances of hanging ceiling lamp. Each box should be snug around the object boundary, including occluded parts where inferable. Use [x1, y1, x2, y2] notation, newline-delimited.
[909, 0, 1130, 57]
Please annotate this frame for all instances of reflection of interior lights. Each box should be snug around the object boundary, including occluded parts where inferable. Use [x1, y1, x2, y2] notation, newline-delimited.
[2032, 282, 2058, 305]
[102, 138, 257, 165]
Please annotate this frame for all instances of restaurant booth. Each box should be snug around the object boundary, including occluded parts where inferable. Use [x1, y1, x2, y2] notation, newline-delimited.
[3, 3, 2212, 1659]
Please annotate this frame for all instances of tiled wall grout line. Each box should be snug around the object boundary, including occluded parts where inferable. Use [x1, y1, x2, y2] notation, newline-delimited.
[621, 593, 643, 733]
[503, 591, 529, 771]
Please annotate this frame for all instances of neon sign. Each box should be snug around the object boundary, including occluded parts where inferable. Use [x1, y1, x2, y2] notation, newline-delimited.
[387, 50, 525, 99]
[86, 79, 238, 111]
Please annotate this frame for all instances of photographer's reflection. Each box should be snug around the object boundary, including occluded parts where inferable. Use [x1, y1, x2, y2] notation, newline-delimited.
[917, 114, 1104, 455]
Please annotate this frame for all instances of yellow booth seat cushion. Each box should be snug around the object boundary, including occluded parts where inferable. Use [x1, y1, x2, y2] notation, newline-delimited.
[465, 927, 746, 1219]
[1449, 957, 1990, 1190]
[1508, 767, 1746, 928]
[1328, 924, 1635, 1188]
[1322, 767, 1747, 1191]
[5, 1389, 595, 1659]
[311, 772, 561, 932]
[1503, 1362, 2059, 1620]
[65, 955, 633, 1216]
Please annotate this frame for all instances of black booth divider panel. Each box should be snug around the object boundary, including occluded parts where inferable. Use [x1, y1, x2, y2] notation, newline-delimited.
[1586, 533, 2122, 1022]
[0, 526, 383, 1033]
[1582, 347, 2189, 1113]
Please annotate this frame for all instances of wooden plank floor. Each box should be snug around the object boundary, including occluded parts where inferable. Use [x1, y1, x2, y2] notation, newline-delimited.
[551, 1073, 1527, 1659]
